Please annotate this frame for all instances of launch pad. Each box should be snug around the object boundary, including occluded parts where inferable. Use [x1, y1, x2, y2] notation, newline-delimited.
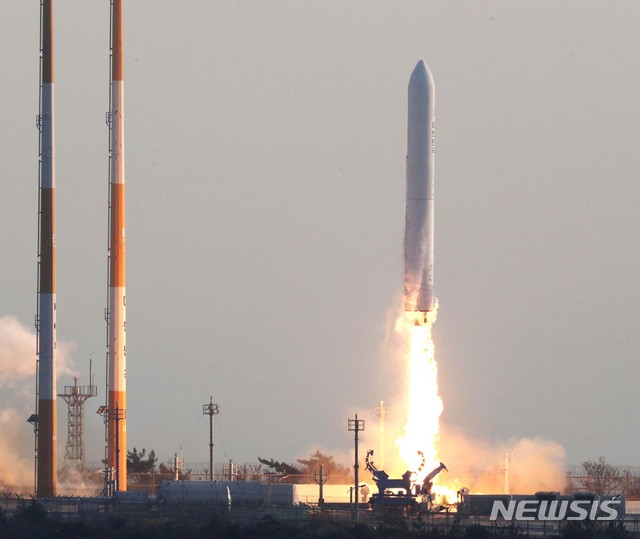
[365, 449, 448, 512]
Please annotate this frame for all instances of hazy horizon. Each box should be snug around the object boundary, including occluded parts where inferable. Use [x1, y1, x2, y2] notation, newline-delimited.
[2, 1, 640, 487]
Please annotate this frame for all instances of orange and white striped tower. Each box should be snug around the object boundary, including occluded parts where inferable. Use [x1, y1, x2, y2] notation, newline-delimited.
[35, 0, 57, 498]
[106, 0, 127, 492]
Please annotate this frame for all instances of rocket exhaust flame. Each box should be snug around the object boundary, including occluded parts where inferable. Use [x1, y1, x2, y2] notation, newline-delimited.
[396, 311, 443, 484]
[395, 310, 459, 504]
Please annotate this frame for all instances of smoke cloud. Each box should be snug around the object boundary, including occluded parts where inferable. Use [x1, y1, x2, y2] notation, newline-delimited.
[0, 316, 77, 385]
[0, 316, 39, 385]
[435, 425, 566, 495]
[0, 315, 78, 492]
[365, 406, 566, 498]
[370, 306, 566, 499]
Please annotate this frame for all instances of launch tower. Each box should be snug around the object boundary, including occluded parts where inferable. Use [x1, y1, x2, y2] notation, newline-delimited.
[105, 0, 128, 492]
[33, 0, 57, 498]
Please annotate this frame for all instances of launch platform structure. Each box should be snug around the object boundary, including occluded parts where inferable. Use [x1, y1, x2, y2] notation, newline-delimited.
[58, 370, 97, 472]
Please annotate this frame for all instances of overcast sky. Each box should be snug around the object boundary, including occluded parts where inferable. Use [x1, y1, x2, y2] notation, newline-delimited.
[1, 1, 640, 475]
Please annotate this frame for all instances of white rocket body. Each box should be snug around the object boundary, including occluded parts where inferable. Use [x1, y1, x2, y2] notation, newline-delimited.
[404, 60, 435, 317]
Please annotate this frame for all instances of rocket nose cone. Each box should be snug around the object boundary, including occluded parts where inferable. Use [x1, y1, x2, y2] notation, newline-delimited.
[409, 59, 433, 88]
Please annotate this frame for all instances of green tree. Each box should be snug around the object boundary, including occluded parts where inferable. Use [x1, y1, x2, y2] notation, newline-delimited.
[257, 457, 301, 475]
[297, 450, 351, 483]
[127, 447, 158, 473]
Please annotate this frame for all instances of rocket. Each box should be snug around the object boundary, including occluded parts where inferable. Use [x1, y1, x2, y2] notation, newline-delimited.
[107, 0, 127, 492]
[404, 60, 436, 323]
[36, 0, 57, 497]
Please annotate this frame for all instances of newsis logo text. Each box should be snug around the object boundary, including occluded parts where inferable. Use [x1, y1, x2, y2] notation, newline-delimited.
[490, 499, 623, 521]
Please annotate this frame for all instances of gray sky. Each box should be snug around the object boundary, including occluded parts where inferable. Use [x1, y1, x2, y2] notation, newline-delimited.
[1, 1, 640, 473]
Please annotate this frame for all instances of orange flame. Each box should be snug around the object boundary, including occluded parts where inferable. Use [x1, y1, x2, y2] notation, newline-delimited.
[394, 308, 460, 504]
[396, 313, 442, 481]
[392, 306, 566, 503]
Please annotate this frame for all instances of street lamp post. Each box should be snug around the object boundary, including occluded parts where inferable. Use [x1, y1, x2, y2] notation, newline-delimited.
[314, 464, 328, 508]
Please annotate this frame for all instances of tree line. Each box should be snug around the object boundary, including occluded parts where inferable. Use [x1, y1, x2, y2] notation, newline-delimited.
[126, 448, 353, 484]
[568, 456, 640, 498]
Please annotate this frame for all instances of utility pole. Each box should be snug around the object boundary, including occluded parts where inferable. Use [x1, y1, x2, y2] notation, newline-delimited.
[202, 396, 219, 481]
[348, 414, 365, 521]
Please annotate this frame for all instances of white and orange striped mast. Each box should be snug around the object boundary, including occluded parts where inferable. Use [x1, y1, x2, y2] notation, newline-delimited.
[106, 0, 127, 492]
[35, 0, 57, 498]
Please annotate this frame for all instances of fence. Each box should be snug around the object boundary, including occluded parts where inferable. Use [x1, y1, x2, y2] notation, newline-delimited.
[5, 491, 640, 537]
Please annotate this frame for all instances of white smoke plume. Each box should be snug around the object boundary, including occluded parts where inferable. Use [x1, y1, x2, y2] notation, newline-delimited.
[0, 315, 78, 492]
[0, 316, 39, 385]
[0, 315, 77, 384]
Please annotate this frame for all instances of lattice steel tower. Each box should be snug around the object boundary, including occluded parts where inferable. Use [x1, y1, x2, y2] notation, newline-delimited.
[58, 375, 97, 471]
